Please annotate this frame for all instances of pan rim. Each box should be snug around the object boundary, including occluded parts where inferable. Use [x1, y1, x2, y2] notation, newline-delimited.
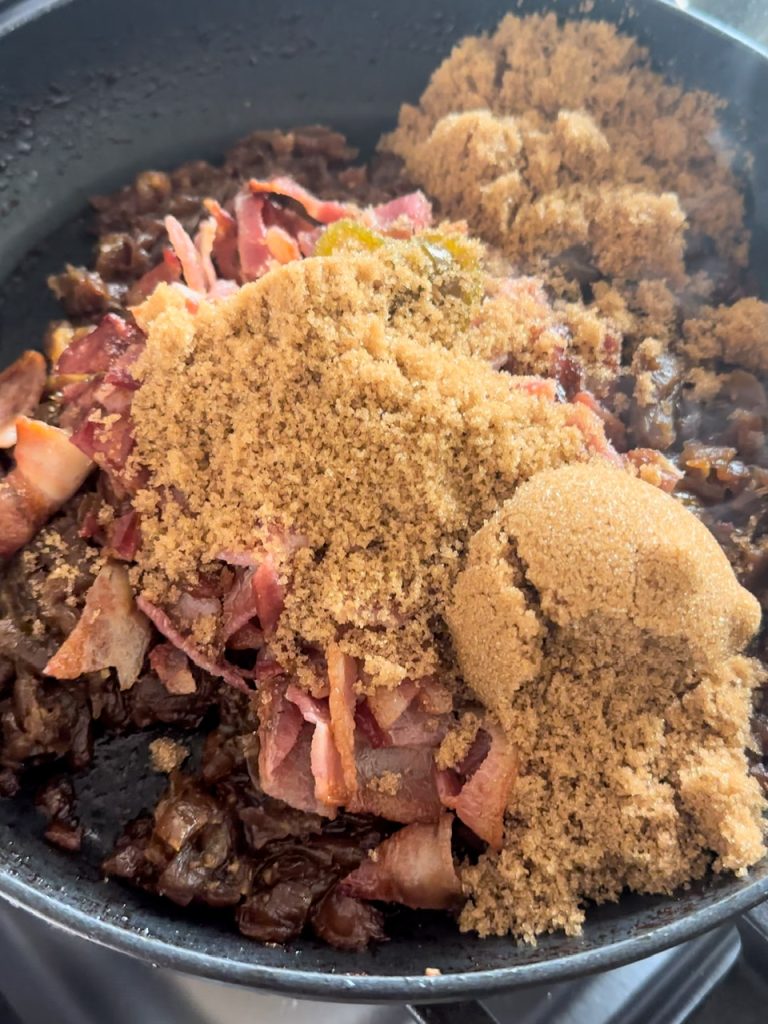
[0, 871, 766, 1000]
[1, 0, 768, 1000]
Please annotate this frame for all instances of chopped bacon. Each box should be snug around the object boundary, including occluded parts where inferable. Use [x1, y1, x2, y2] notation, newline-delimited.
[136, 596, 249, 692]
[286, 684, 347, 808]
[252, 556, 284, 634]
[340, 813, 460, 910]
[0, 418, 93, 559]
[573, 391, 627, 450]
[226, 621, 264, 651]
[365, 191, 433, 234]
[384, 702, 449, 749]
[254, 653, 286, 682]
[438, 725, 517, 850]
[105, 508, 141, 561]
[0, 351, 46, 448]
[126, 249, 182, 306]
[194, 217, 218, 291]
[256, 681, 334, 816]
[327, 645, 358, 797]
[297, 227, 322, 257]
[103, 366, 141, 392]
[203, 198, 240, 281]
[354, 701, 388, 748]
[13, 417, 92, 506]
[260, 684, 304, 777]
[366, 680, 418, 731]
[56, 314, 143, 376]
[163, 215, 208, 294]
[70, 413, 135, 473]
[248, 176, 352, 224]
[508, 376, 559, 402]
[149, 642, 196, 695]
[349, 744, 443, 823]
[45, 563, 151, 690]
[173, 590, 221, 624]
[265, 225, 301, 264]
[221, 567, 259, 641]
[564, 400, 623, 466]
[234, 192, 273, 281]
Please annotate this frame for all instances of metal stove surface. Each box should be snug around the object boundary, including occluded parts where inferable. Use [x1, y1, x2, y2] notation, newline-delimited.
[1, 905, 767, 1024]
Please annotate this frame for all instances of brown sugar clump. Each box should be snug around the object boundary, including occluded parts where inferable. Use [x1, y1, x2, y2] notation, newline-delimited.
[131, 242, 603, 686]
[383, 13, 746, 281]
[149, 737, 189, 774]
[448, 464, 764, 939]
[682, 298, 768, 374]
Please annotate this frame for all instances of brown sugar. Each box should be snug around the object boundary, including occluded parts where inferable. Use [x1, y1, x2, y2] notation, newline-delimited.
[131, 242, 601, 686]
[383, 14, 746, 285]
[115, 12, 767, 944]
[435, 711, 482, 771]
[682, 298, 768, 374]
[367, 772, 401, 796]
[149, 737, 189, 774]
[449, 464, 763, 939]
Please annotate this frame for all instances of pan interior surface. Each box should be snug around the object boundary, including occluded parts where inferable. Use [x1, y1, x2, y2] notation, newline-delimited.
[0, 0, 767, 998]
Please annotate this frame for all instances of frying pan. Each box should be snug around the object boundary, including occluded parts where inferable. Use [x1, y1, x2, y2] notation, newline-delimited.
[1, 0, 768, 1004]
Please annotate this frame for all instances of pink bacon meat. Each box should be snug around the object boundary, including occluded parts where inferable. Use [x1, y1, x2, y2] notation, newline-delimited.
[340, 813, 461, 910]
[437, 724, 518, 850]
[0, 417, 93, 560]
[45, 562, 151, 690]
[0, 350, 47, 448]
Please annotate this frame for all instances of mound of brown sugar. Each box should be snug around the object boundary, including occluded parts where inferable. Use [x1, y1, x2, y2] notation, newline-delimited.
[683, 298, 768, 374]
[130, 241, 602, 686]
[448, 464, 764, 939]
[383, 13, 746, 283]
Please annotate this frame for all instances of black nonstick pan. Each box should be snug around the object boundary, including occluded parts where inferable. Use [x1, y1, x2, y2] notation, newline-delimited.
[1, 0, 767, 1004]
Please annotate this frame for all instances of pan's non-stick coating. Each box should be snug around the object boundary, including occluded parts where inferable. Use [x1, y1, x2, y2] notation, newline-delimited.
[0, 0, 767, 1000]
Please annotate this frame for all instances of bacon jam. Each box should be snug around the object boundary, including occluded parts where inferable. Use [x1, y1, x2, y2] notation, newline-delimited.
[1, 13, 768, 951]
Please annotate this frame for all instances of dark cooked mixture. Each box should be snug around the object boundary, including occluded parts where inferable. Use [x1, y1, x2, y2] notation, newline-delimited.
[2, 128, 414, 948]
[0, 14, 767, 949]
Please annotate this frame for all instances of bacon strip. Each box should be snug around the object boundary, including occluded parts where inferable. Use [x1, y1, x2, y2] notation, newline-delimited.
[340, 813, 460, 910]
[149, 642, 196, 695]
[248, 176, 352, 224]
[56, 313, 142, 376]
[438, 725, 517, 850]
[164, 215, 208, 293]
[508, 376, 559, 401]
[221, 568, 259, 641]
[265, 225, 301, 264]
[234, 192, 273, 281]
[0, 418, 93, 559]
[45, 563, 151, 690]
[203, 198, 240, 281]
[0, 351, 46, 448]
[126, 249, 182, 306]
[365, 191, 433, 234]
[136, 596, 249, 692]
[366, 680, 418, 731]
[327, 645, 358, 797]
[286, 684, 347, 808]
[564, 400, 623, 466]
[194, 217, 219, 291]
[252, 556, 284, 634]
[256, 680, 335, 816]
[349, 744, 443, 823]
